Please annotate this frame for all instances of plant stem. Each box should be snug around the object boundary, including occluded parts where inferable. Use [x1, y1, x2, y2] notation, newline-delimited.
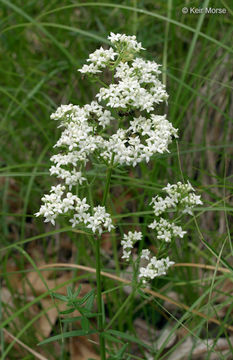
[102, 153, 115, 206]
[95, 236, 106, 360]
[162, 0, 172, 86]
[105, 290, 135, 331]
[96, 154, 115, 359]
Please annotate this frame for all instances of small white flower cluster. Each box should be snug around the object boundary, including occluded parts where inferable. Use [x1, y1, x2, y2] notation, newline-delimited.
[139, 256, 174, 284]
[51, 101, 113, 129]
[141, 249, 150, 260]
[49, 166, 86, 190]
[120, 181, 202, 283]
[96, 78, 167, 113]
[120, 229, 174, 283]
[149, 181, 202, 243]
[101, 115, 178, 167]
[76, 34, 176, 167]
[48, 101, 114, 191]
[35, 185, 114, 235]
[50, 104, 74, 121]
[46, 34, 177, 182]
[151, 181, 203, 217]
[79, 33, 168, 113]
[121, 231, 142, 260]
[79, 47, 117, 74]
[108, 32, 145, 52]
[79, 33, 145, 76]
[70, 205, 114, 234]
[35, 185, 80, 226]
[163, 181, 203, 215]
[149, 218, 186, 243]
[115, 58, 161, 83]
[97, 58, 168, 112]
[86, 206, 114, 234]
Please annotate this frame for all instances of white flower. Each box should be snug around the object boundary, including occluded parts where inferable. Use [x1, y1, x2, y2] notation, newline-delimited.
[84, 101, 114, 128]
[50, 166, 86, 189]
[86, 206, 114, 235]
[78, 47, 117, 74]
[88, 47, 117, 65]
[150, 181, 203, 217]
[35, 185, 67, 225]
[115, 58, 162, 85]
[121, 231, 142, 261]
[149, 218, 186, 243]
[141, 249, 150, 260]
[96, 76, 166, 113]
[101, 115, 178, 167]
[36, 184, 114, 235]
[79, 63, 102, 75]
[50, 104, 75, 121]
[108, 32, 145, 52]
[139, 256, 174, 283]
[122, 250, 131, 260]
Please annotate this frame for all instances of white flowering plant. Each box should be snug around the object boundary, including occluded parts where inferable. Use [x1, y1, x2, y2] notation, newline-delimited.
[36, 33, 202, 359]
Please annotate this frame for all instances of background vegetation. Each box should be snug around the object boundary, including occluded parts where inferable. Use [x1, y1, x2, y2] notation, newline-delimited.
[0, 0, 232, 359]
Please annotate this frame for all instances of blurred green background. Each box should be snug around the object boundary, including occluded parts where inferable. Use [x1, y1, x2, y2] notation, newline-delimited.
[0, 0, 232, 358]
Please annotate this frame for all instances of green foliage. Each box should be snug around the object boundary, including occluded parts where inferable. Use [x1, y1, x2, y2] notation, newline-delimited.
[38, 286, 98, 345]
[0, 0, 232, 359]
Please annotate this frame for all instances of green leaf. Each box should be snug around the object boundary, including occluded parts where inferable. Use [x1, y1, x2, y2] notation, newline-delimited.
[84, 292, 95, 311]
[52, 293, 68, 302]
[62, 316, 83, 323]
[117, 343, 128, 357]
[62, 313, 100, 323]
[79, 288, 95, 305]
[59, 308, 75, 315]
[38, 329, 97, 345]
[201, 237, 233, 272]
[73, 285, 82, 298]
[81, 317, 90, 332]
[67, 285, 73, 298]
[80, 309, 99, 317]
[67, 289, 95, 310]
[102, 332, 123, 344]
[106, 330, 152, 351]
[108, 343, 129, 359]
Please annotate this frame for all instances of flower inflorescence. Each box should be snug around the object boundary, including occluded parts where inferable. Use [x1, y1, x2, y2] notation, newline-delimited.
[36, 33, 202, 284]
[139, 256, 175, 284]
[35, 185, 114, 235]
[36, 33, 177, 236]
[121, 181, 202, 283]
[148, 181, 202, 244]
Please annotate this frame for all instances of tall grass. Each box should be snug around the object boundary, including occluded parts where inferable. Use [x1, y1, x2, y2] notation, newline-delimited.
[0, 0, 232, 359]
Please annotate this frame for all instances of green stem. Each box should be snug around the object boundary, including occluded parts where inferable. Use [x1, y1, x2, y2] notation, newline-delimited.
[102, 153, 115, 206]
[105, 290, 135, 331]
[132, 0, 138, 35]
[95, 154, 115, 359]
[162, 0, 172, 86]
[95, 237, 106, 360]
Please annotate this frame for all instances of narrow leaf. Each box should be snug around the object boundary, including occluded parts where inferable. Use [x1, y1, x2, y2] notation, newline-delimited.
[52, 293, 68, 302]
[106, 330, 152, 351]
[59, 308, 75, 315]
[38, 330, 97, 345]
